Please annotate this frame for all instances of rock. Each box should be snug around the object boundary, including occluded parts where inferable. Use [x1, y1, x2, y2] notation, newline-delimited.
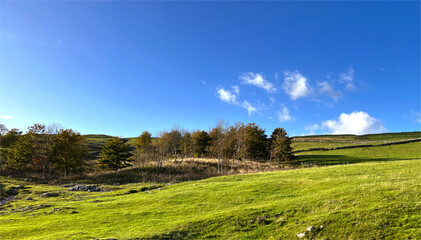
[16, 185, 22, 189]
[40, 192, 59, 198]
[60, 184, 74, 188]
[68, 185, 111, 192]
[51, 208, 61, 212]
[306, 226, 314, 232]
[156, 188, 161, 191]
[26, 197, 33, 200]
[320, 225, 323, 229]
[113, 183, 120, 186]
[297, 232, 306, 238]
[8, 175, 12, 178]
[37, 204, 51, 209]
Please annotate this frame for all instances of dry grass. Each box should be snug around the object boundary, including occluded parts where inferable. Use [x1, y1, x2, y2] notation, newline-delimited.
[83, 158, 287, 184]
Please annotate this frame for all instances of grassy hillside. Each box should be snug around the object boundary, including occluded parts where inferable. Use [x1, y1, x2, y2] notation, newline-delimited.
[295, 141, 421, 165]
[1, 158, 420, 239]
[291, 131, 421, 151]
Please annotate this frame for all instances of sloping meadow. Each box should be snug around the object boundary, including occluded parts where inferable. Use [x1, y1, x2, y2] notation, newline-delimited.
[1, 157, 420, 239]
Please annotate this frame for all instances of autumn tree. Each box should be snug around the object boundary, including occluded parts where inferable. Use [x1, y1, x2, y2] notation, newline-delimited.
[154, 131, 170, 168]
[135, 131, 153, 167]
[168, 126, 182, 163]
[51, 129, 88, 178]
[180, 130, 192, 162]
[4, 133, 32, 170]
[209, 120, 226, 173]
[98, 137, 133, 171]
[191, 130, 210, 158]
[269, 128, 295, 165]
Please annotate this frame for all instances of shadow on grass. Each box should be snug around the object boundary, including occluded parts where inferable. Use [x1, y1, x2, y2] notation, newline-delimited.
[294, 154, 415, 166]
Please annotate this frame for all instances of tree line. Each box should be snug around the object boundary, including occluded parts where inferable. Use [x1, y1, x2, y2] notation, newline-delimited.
[0, 121, 295, 178]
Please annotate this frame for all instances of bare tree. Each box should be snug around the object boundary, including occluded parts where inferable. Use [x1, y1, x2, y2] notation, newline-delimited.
[168, 125, 182, 163]
[210, 120, 226, 174]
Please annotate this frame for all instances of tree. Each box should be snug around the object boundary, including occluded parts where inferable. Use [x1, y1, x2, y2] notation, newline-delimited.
[209, 120, 226, 174]
[0, 128, 23, 167]
[98, 137, 133, 171]
[5, 133, 33, 170]
[191, 130, 210, 158]
[26, 123, 60, 178]
[180, 130, 192, 162]
[154, 131, 170, 168]
[244, 123, 269, 161]
[269, 128, 295, 165]
[0, 124, 8, 136]
[51, 129, 88, 178]
[135, 131, 153, 167]
[168, 126, 182, 163]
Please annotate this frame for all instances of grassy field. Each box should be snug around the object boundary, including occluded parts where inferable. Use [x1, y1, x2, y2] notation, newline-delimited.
[295, 141, 421, 165]
[291, 131, 421, 151]
[1, 159, 420, 239]
[1, 132, 419, 239]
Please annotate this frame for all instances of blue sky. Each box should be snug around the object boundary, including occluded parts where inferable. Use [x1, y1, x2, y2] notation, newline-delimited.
[1, 1, 419, 137]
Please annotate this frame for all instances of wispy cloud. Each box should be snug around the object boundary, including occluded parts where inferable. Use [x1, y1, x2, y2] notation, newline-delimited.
[217, 86, 239, 104]
[340, 68, 356, 91]
[282, 71, 312, 100]
[317, 81, 343, 102]
[217, 87, 257, 116]
[242, 101, 257, 116]
[304, 124, 319, 135]
[0, 115, 13, 120]
[322, 111, 386, 135]
[240, 72, 276, 93]
[278, 107, 294, 122]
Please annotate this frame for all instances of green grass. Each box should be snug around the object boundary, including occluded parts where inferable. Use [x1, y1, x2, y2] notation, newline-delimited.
[295, 142, 421, 165]
[1, 158, 420, 239]
[293, 131, 421, 142]
[291, 131, 421, 151]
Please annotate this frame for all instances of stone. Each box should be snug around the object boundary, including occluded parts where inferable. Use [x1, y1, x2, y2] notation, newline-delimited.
[25, 197, 33, 200]
[297, 232, 306, 238]
[68, 185, 111, 192]
[40, 192, 59, 198]
[306, 226, 314, 232]
[113, 183, 120, 186]
[165, 183, 171, 186]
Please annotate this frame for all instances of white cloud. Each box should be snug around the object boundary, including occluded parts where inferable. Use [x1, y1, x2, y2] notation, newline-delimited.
[322, 111, 386, 135]
[282, 71, 312, 100]
[340, 68, 356, 91]
[304, 124, 319, 135]
[217, 86, 239, 104]
[317, 81, 343, 102]
[278, 107, 293, 122]
[269, 97, 275, 103]
[240, 72, 276, 93]
[242, 101, 257, 116]
[0, 115, 13, 120]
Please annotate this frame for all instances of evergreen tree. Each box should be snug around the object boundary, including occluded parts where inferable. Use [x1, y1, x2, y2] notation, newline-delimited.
[98, 137, 133, 171]
[270, 128, 295, 164]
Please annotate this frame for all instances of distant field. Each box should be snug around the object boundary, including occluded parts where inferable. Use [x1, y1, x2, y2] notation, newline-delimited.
[1, 159, 420, 239]
[291, 131, 421, 151]
[293, 131, 421, 142]
[295, 141, 421, 165]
